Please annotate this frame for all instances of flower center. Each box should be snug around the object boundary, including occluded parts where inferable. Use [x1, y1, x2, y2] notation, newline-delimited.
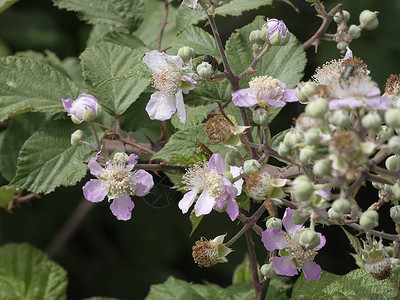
[249, 76, 284, 105]
[152, 66, 181, 96]
[206, 169, 226, 199]
[246, 171, 271, 201]
[333, 76, 376, 100]
[100, 160, 132, 197]
[329, 131, 360, 159]
[286, 228, 318, 266]
[182, 163, 208, 192]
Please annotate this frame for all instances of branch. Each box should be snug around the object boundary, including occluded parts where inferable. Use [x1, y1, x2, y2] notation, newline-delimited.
[157, 0, 169, 51]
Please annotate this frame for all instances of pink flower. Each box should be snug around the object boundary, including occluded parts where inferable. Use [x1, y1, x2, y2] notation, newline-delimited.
[62, 93, 102, 124]
[178, 154, 243, 221]
[262, 208, 326, 281]
[263, 19, 290, 46]
[83, 152, 154, 221]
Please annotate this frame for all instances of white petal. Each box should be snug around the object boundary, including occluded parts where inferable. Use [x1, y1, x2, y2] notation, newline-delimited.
[174, 91, 186, 124]
[194, 189, 215, 216]
[146, 91, 176, 121]
[142, 50, 169, 72]
[178, 188, 198, 214]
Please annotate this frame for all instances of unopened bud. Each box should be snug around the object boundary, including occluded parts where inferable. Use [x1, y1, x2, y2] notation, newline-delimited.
[390, 205, 400, 222]
[295, 81, 317, 103]
[332, 198, 351, 214]
[362, 112, 381, 129]
[359, 210, 379, 231]
[249, 30, 263, 44]
[177, 46, 196, 61]
[299, 229, 321, 250]
[385, 155, 399, 171]
[261, 18, 290, 46]
[266, 217, 282, 229]
[304, 128, 321, 145]
[385, 109, 400, 129]
[334, 10, 350, 24]
[329, 110, 350, 127]
[243, 159, 261, 175]
[260, 263, 276, 278]
[70, 129, 86, 146]
[349, 24, 361, 39]
[283, 131, 299, 149]
[197, 62, 214, 78]
[388, 136, 400, 155]
[359, 10, 379, 30]
[292, 175, 314, 202]
[278, 142, 290, 156]
[313, 159, 332, 177]
[328, 208, 342, 221]
[225, 149, 242, 167]
[299, 145, 316, 164]
[253, 107, 269, 125]
[392, 183, 400, 200]
[305, 98, 329, 119]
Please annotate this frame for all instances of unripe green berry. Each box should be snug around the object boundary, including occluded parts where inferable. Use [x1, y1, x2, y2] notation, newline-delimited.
[329, 110, 350, 127]
[385, 155, 399, 171]
[390, 205, 400, 222]
[299, 145, 316, 164]
[243, 159, 261, 175]
[299, 229, 321, 250]
[249, 30, 263, 44]
[253, 108, 269, 125]
[197, 62, 214, 78]
[313, 159, 332, 177]
[334, 10, 350, 24]
[361, 112, 381, 129]
[266, 217, 282, 229]
[70, 129, 86, 146]
[359, 210, 379, 231]
[359, 10, 379, 30]
[304, 128, 321, 145]
[385, 109, 400, 129]
[305, 98, 329, 119]
[348, 24, 361, 39]
[328, 208, 342, 221]
[332, 198, 351, 214]
[292, 175, 314, 202]
[177, 46, 196, 61]
[388, 136, 400, 155]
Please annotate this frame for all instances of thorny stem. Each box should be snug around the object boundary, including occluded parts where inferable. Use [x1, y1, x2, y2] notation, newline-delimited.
[237, 44, 272, 80]
[157, 0, 169, 51]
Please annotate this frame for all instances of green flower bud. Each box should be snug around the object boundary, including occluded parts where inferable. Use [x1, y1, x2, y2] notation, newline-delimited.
[334, 10, 350, 24]
[359, 210, 379, 231]
[70, 129, 86, 146]
[278, 142, 290, 156]
[249, 30, 263, 44]
[385, 155, 399, 171]
[304, 128, 321, 145]
[299, 229, 321, 250]
[177, 46, 196, 61]
[253, 107, 269, 125]
[83, 106, 97, 122]
[388, 136, 400, 155]
[329, 110, 350, 127]
[197, 62, 214, 78]
[291, 209, 309, 225]
[328, 208, 343, 221]
[359, 10, 379, 30]
[113, 152, 129, 162]
[390, 205, 400, 222]
[313, 159, 332, 177]
[225, 148, 242, 167]
[361, 112, 382, 129]
[332, 198, 351, 214]
[378, 125, 393, 142]
[243, 159, 261, 175]
[392, 183, 400, 200]
[292, 175, 314, 202]
[266, 217, 282, 229]
[348, 24, 362, 39]
[305, 97, 329, 119]
[391, 258, 400, 273]
[385, 108, 400, 129]
[299, 145, 316, 164]
[260, 263, 276, 278]
[283, 131, 300, 149]
[295, 81, 317, 103]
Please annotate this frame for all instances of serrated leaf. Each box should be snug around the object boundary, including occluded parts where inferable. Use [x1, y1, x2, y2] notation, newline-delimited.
[184, 79, 233, 105]
[232, 255, 252, 284]
[270, 129, 290, 150]
[225, 16, 306, 88]
[10, 119, 94, 194]
[151, 124, 227, 162]
[291, 269, 398, 300]
[0, 57, 79, 122]
[171, 105, 208, 130]
[145, 276, 254, 300]
[0, 0, 19, 13]
[52, 0, 145, 32]
[81, 42, 150, 115]
[190, 210, 203, 236]
[100, 30, 147, 50]
[174, 26, 219, 57]
[0, 113, 50, 181]
[0, 185, 17, 208]
[0, 243, 67, 300]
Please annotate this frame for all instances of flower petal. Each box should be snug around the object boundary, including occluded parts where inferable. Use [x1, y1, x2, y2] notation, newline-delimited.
[263, 98, 286, 107]
[282, 207, 302, 232]
[194, 188, 215, 216]
[329, 98, 363, 110]
[174, 90, 186, 124]
[225, 183, 239, 221]
[232, 88, 258, 107]
[109, 194, 134, 221]
[301, 261, 322, 281]
[178, 188, 198, 214]
[62, 98, 73, 114]
[88, 156, 103, 176]
[208, 153, 226, 174]
[315, 232, 326, 251]
[126, 154, 138, 171]
[131, 169, 154, 196]
[83, 179, 107, 203]
[230, 166, 244, 195]
[272, 256, 298, 276]
[146, 91, 176, 121]
[262, 227, 289, 251]
[142, 50, 169, 72]
[282, 89, 298, 102]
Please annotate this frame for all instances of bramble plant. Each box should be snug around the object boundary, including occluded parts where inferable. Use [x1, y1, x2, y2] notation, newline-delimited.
[1, 0, 400, 299]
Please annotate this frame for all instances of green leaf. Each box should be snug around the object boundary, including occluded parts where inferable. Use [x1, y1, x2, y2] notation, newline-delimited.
[81, 42, 150, 116]
[0, 0, 19, 13]
[0, 113, 50, 181]
[184, 79, 233, 105]
[10, 119, 94, 194]
[52, 0, 145, 32]
[291, 269, 398, 300]
[100, 30, 147, 50]
[171, 105, 208, 130]
[266, 278, 290, 300]
[341, 227, 362, 256]
[0, 243, 67, 300]
[270, 129, 290, 151]
[0, 56, 79, 122]
[190, 210, 203, 236]
[146, 276, 255, 300]
[225, 16, 306, 88]
[0, 185, 17, 208]
[152, 124, 227, 162]
[174, 26, 219, 57]
[232, 255, 252, 284]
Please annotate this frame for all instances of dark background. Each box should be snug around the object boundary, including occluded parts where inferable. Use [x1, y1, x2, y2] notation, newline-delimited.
[0, 0, 399, 299]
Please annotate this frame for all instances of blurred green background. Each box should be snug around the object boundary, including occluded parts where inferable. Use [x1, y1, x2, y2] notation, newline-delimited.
[0, 0, 399, 299]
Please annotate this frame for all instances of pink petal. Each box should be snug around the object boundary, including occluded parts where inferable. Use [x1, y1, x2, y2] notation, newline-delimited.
[262, 227, 289, 251]
[302, 261, 322, 281]
[208, 153, 226, 174]
[146, 91, 176, 121]
[315, 232, 326, 251]
[178, 188, 198, 214]
[174, 90, 186, 124]
[109, 194, 134, 221]
[194, 188, 215, 216]
[329, 98, 363, 110]
[83, 179, 107, 203]
[88, 157, 103, 176]
[225, 183, 239, 221]
[126, 154, 138, 171]
[282, 207, 302, 232]
[272, 256, 298, 276]
[132, 169, 154, 196]
[62, 98, 73, 114]
[283, 89, 298, 102]
[232, 88, 258, 107]
[263, 98, 286, 107]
